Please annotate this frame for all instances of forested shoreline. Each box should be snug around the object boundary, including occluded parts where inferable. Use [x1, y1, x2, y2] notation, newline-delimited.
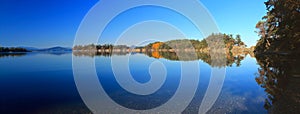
[73, 33, 253, 54]
[0, 46, 29, 52]
[253, 0, 300, 113]
[254, 0, 300, 55]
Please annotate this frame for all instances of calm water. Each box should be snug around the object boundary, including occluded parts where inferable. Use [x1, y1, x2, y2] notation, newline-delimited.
[0, 52, 298, 113]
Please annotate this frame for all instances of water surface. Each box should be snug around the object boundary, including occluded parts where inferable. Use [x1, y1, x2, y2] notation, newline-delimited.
[1, 52, 298, 113]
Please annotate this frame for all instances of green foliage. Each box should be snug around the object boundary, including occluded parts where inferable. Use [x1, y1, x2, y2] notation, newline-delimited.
[162, 39, 206, 49]
[143, 33, 245, 50]
[74, 33, 247, 53]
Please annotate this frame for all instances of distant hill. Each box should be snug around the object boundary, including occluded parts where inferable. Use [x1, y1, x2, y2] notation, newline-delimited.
[37, 46, 72, 52]
[18, 46, 72, 52]
[18, 46, 40, 51]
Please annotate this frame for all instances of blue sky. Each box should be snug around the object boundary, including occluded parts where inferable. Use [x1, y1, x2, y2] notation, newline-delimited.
[0, 0, 266, 48]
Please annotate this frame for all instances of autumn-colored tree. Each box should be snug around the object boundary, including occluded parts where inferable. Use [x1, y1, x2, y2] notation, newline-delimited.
[152, 42, 163, 50]
[255, 0, 300, 53]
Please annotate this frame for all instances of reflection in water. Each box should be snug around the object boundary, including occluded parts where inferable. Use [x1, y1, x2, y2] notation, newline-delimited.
[72, 50, 252, 113]
[3, 50, 298, 113]
[72, 50, 300, 113]
[73, 51, 129, 57]
[0, 52, 27, 58]
[73, 50, 247, 68]
[0, 52, 72, 58]
[255, 54, 300, 113]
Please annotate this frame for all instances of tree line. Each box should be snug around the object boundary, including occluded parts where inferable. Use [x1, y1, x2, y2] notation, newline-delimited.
[73, 44, 129, 51]
[144, 33, 246, 50]
[0, 46, 29, 52]
[73, 33, 247, 52]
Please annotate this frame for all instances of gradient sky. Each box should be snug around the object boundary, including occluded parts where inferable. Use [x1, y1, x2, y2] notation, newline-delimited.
[0, 0, 266, 48]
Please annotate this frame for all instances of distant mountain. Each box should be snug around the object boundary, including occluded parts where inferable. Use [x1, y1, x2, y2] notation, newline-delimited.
[17, 46, 72, 52]
[37, 46, 72, 52]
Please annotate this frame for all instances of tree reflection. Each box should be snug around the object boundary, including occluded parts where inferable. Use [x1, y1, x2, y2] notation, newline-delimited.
[255, 54, 300, 113]
[0, 53, 27, 58]
[73, 50, 247, 68]
[72, 51, 129, 57]
[143, 51, 245, 68]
